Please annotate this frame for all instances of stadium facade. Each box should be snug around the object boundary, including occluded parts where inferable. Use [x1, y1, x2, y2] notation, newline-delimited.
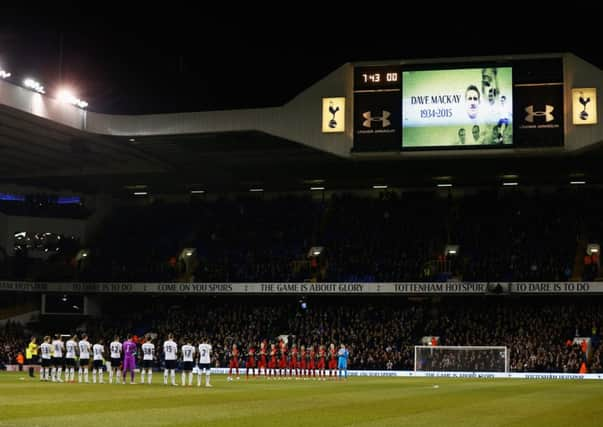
[1, 52, 602, 157]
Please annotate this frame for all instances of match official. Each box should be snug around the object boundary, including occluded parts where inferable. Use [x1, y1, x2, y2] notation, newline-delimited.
[26, 336, 38, 378]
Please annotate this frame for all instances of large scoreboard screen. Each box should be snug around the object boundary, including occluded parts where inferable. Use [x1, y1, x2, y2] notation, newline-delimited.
[402, 67, 513, 148]
[353, 59, 564, 152]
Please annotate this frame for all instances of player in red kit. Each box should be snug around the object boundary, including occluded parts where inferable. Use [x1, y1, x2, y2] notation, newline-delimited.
[317, 345, 326, 380]
[278, 343, 287, 377]
[308, 345, 316, 378]
[258, 341, 267, 377]
[328, 343, 338, 379]
[228, 344, 240, 381]
[299, 345, 307, 378]
[268, 343, 277, 378]
[289, 344, 298, 379]
[246, 346, 256, 379]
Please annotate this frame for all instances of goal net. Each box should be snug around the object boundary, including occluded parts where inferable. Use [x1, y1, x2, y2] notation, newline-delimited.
[414, 346, 509, 373]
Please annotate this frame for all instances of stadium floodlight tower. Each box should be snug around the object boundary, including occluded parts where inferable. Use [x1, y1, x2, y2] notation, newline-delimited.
[414, 345, 509, 373]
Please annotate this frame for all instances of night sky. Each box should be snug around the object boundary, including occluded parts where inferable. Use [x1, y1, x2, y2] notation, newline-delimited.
[1, 11, 599, 115]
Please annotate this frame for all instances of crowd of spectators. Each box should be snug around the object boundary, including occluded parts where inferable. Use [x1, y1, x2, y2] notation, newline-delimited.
[0, 321, 25, 367]
[2, 297, 602, 374]
[421, 299, 600, 373]
[3, 189, 603, 374]
[2, 188, 603, 283]
[77, 297, 420, 371]
[4, 188, 602, 283]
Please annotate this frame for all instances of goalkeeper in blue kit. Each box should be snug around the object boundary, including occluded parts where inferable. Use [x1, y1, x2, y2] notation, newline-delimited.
[337, 344, 349, 379]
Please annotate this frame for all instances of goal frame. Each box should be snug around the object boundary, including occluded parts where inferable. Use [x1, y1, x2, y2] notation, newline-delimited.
[414, 345, 509, 373]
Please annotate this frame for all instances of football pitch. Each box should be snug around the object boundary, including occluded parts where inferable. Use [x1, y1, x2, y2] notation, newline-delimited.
[1, 372, 602, 426]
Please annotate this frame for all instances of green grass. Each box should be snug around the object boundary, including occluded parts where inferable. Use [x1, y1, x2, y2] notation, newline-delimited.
[1, 372, 602, 426]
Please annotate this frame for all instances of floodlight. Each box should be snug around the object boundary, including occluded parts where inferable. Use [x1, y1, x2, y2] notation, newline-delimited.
[308, 246, 324, 257]
[445, 244, 459, 256]
[75, 249, 90, 261]
[57, 89, 88, 109]
[179, 248, 197, 259]
[23, 78, 45, 94]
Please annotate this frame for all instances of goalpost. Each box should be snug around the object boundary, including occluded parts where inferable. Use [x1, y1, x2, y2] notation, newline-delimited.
[414, 346, 509, 373]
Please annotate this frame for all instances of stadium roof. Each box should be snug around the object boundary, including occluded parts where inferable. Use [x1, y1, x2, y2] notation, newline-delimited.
[0, 101, 347, 193]
[1, 51, 603, 195]
[2, 108, 603, 194]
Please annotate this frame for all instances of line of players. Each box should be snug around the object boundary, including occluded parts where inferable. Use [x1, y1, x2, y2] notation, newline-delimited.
[35, 333, 349, 386]
[36, 333, 213, 387]
[227, 342, 349, 381]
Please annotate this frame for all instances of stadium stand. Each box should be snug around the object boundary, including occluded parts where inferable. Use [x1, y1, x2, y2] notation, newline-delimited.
[3, 296, 602, 373]
[3, 187, 602, 283]
[2, 52, 603, 385]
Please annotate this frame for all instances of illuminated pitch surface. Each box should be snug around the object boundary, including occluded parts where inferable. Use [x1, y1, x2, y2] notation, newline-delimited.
[0, 372, 601, 426]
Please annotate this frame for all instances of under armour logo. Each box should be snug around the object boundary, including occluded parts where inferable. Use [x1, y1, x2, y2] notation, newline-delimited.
[524, 105, 554, 123]
[362, 110, 391, 128]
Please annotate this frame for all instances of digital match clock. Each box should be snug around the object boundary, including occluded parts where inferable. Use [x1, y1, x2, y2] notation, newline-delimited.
[354, 66, 401, 91]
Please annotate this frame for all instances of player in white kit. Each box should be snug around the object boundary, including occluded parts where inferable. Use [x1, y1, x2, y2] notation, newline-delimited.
[163, 333, 178, 386]
[64, 335, 78, 383]
[92, 339, 105, 384]
[181, 338, 196, 386]
[198, 339, 212, 387]
[39, 336, 52, 381]
[51, 334, 65, 382]
[78, 334, 91, 383]
[109, 336, 123, 384]
[140, 335, 155, 385]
